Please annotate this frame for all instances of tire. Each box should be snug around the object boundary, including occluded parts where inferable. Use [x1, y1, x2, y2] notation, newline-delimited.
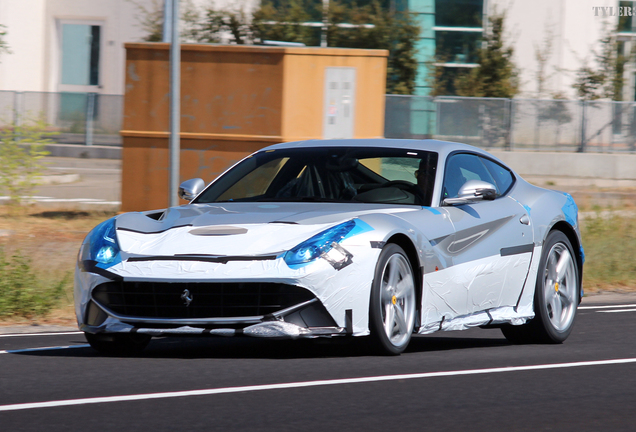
[369, 244, 417, 355]
[502, 230, 579, 344]
[85, 332, 151, 356]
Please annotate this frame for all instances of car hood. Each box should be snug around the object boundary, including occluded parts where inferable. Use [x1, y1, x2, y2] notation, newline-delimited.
[115, 202, 416, 256]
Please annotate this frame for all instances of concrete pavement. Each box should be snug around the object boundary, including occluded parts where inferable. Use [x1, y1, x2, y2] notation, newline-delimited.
[5, 157, 123, 210]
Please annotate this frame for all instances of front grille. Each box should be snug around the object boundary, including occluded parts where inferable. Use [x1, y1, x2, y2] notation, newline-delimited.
[92, 281, 315, 319]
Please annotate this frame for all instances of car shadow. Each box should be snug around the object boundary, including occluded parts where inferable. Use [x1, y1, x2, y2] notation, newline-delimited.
[11, 330, 512, 360]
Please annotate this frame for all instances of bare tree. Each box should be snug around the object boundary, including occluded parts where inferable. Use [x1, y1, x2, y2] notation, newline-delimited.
[534, 23, 553, 98]
[128, 0, 164, 42]
[0, 24, 11, 60]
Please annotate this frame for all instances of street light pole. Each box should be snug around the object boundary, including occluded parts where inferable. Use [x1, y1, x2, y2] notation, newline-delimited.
[321, 0, 329, 47]
[167, 0, 180, 207]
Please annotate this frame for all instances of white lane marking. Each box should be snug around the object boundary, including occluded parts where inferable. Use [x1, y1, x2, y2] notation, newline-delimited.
[0, 332, 82, 338]
[598, 309, 636, 313]
[0, 344, 89, 355]
[579, 304, 636, 310]
[1, 357, 636, 412]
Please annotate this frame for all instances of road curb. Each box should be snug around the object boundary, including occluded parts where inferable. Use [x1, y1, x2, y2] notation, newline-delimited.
[38, 173, 80, 185]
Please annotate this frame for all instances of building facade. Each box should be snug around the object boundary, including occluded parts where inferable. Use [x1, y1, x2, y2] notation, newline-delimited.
[0, 0, 628, 99]
[0, 0, 156, 95]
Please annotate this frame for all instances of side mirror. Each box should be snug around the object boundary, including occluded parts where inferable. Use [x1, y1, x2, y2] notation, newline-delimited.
[178, 178, 205, 201]
[443, 180, 497, 205]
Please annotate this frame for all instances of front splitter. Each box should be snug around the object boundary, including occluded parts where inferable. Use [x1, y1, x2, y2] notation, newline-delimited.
[82, 321, 348, 339]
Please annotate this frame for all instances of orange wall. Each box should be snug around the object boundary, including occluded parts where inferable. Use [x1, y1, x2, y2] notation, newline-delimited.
[121, 44, 388, 212]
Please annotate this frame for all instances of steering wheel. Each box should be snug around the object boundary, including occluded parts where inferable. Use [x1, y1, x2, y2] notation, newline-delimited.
[377, 180, 426, 204]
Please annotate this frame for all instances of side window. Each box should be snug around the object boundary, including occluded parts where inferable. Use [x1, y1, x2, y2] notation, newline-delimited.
[481, 157, 515, 196]
[442, 153, 496, 199]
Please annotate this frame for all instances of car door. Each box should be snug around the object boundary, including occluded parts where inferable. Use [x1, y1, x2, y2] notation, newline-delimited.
[433, 152, 533, 317]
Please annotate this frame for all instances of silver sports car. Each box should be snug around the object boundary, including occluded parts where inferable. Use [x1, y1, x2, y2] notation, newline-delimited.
[75, 139, 584, 355]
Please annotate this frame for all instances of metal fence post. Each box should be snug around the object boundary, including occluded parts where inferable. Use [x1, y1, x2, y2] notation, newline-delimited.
[578, 100, 586, 152]
[631, 104, 636, 152]
[13, 91, 22, 126]
[85, 92, 95, 146]
[435, 97, 440, 139]
[12, 91, 23, 143]
[505, 98, 514, 150]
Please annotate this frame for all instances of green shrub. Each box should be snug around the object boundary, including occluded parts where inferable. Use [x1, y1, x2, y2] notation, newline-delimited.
[0, 248, 68, 318]
[0, 117, 55, 206]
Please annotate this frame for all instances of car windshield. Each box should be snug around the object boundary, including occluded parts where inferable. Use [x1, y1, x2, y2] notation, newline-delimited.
[194, 147, 439, 206]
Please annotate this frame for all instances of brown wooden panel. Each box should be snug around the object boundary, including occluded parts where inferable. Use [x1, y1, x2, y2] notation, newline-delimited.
[121, 136, 270, 212]
[121, 44, 388, 212]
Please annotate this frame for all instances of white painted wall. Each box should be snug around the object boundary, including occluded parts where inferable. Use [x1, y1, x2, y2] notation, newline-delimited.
[0, 0, 261, 95]
[2, 0, 621, 99]
[0, 0, 161, 94]
[0, 0, 47, 92]
[490, 0, 618, 99]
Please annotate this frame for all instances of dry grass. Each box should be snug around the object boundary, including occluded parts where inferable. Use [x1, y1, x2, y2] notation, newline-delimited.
[580, 212, 636, 294]
[0, 206, 116, 325]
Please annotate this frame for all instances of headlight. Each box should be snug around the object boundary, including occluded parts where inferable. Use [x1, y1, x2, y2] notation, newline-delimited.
[81, 218, 121, 269]
[284, 220, 357, 267]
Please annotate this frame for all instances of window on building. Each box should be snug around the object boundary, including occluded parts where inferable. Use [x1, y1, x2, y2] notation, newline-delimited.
[61, 23, 101, 86]
[432, 0, 484, 94]
[435, 0, 483, 28]
[619, 1, 633, 32]
[436, 30, 481, 64]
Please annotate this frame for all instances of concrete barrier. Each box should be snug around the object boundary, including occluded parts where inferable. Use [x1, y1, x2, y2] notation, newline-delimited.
[38, 144, 635, 185]
[39, 143, 121, 160]
[490, 150, 636, 181]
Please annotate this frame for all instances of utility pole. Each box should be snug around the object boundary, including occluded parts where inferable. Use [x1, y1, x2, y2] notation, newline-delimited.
[164, 0, 180, 206]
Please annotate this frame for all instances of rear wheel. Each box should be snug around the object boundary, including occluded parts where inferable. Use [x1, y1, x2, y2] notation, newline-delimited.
[85, 332, 151, 356]
[369, 244, 417, 355]
[502, 230, 579, 344]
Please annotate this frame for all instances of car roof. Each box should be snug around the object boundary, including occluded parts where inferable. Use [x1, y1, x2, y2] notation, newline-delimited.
[260, 139, 506, 167]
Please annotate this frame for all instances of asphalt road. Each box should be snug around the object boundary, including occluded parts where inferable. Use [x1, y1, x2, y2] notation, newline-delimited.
[1, 296, 636, 431]
[28, 157, 121, 210]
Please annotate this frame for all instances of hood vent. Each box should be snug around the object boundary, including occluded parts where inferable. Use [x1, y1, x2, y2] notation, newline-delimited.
[188, 226, 248, 236]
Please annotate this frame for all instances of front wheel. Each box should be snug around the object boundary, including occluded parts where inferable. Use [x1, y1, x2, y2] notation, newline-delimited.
[502, 230, 579, 344]
[85, 332, 151, 356]
[369, 244, 417, 355]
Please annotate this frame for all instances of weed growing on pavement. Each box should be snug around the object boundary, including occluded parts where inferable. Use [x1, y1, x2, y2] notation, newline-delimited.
[581, 213, 636, 291]
[0, 248, 69, 319]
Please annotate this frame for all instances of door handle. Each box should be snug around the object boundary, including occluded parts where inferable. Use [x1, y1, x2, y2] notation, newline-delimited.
[520, 215, 530, 225]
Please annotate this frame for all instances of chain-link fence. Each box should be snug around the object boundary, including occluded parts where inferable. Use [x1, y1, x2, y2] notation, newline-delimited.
[0, 90, 123, 146]
[385, 95, 636, 153]
[3, 91, 636, 153]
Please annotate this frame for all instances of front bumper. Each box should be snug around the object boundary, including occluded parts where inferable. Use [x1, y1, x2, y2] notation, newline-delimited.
[75, 242, 380, 338]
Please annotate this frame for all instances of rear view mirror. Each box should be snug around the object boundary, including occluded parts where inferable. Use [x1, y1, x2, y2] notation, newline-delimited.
[443, 180, 497, 205]
[178, 178, 205, 201]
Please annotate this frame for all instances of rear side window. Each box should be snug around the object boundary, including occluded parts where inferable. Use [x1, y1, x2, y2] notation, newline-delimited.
[481, 157, 515, 195]
[442, 153, 515, 199]
[443, 153, 497, 199]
